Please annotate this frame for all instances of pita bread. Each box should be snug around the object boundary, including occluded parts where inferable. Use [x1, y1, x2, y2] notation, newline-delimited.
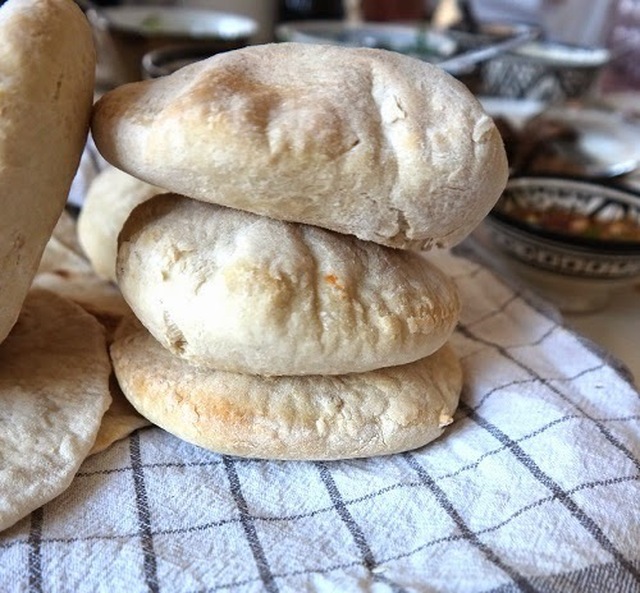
[0, 0, 95, 345]
[33, 215, 150, 453]
[51, 208, 85, 258]
[34, 215, 130, 332]
[111, 314, 462, 460]
[89, 374, 151, 456]
[91, 42, 507, 250]
[117, 194, 461, 376]
[77, 165, 163, 283]
[0, 289, 111, 532]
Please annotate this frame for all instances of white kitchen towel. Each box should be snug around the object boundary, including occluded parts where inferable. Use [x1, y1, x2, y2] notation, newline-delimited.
[0, 241, 638, 593]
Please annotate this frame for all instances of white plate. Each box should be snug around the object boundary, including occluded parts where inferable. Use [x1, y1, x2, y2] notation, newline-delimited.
[479, 96, 545, 127]
[100, 6, 257, 39]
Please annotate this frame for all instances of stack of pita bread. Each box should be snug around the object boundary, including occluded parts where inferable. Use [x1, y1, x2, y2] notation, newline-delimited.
[87, 42, 508, 460]
[0, 0, 507, 533]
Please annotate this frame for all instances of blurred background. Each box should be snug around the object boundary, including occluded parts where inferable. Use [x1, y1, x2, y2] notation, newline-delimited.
[76, 0, 640, 93]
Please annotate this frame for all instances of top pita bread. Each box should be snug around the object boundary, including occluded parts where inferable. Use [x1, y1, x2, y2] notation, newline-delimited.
[91, 42, 507, 250]
[0, 0, 95, 345]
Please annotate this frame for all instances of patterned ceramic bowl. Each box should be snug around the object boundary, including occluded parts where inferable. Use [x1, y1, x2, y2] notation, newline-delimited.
[479, 42, 610, 102]
[479, 176, 640, 312]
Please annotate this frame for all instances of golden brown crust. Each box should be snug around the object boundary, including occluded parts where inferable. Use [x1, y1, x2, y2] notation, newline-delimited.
[111, 314, 462, 460]
[92, 42, 507, 250]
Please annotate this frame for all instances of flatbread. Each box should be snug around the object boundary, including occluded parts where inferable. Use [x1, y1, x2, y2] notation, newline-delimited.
[77, 164, 163, 283]
[117, 194, 461, 376]
[110, 314, 462, 460]
[34, 215, 130, 336]
[0, 0, 95, 345]
[51, 208, 85, 258]
[0, 289, 111, 532]
[91, 42, 508, 250]
[33, 214, 150, 453]
[89, 374, 151, 456]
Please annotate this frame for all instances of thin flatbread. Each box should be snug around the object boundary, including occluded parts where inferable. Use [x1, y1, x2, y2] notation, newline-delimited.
[77, 164, 162, 282]
[0, 289, 111, 532]
[89, 374, 151, 456]
[33, 231, 130, 336]
[34, 214, 150, 453]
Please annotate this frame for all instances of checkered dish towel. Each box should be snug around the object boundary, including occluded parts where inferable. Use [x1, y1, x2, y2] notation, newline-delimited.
[1, 159, 639, 592]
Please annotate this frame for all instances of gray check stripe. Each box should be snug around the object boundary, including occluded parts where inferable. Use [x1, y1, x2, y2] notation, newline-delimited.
[316, 461, 376, 569]
[467, 365, 634, 412]
[404, 453, 539, 593]
[222, 455, 278, 593]
[462, 401, 640, 585]
[379, 473, 639, 569]
[316, 461, 409, 593]
[27, 507, 43, 593]
[8, 473, 636, 567]
[76, 459, 224, 479]
[471, 475, 640, 541]
[189, 560, 366, 593]
[465, 293, 520, 326]
[130, 432, 160, 593]
[457, 324, 640, 474]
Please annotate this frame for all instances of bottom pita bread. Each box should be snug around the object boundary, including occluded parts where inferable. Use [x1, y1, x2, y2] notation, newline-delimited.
[0, 289, 112, 532]
[111, 315, 462, 460]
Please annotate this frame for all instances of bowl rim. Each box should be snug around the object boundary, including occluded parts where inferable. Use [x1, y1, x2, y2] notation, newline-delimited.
[142, 42, 234, 78]
[99, 5, 258, 40]
[506, 41, 610, 67]
[274, 20, 458, 58]
[488, 174, 640, 255]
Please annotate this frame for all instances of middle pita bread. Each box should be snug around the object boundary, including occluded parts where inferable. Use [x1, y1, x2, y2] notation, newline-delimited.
[117, 194, 461, 376]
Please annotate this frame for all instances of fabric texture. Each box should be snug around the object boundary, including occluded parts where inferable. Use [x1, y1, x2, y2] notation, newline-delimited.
[0, 243, 638, 592]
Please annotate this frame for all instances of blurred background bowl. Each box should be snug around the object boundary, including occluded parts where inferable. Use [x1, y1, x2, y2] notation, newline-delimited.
[89, 5, 258, 86]
[482, 100, 640, 179]
[275, 20, 540, 92]
[474, 176, 640, 312]
[275, 20, 458, 63]
[477, 41, 610, 102]
[142, 43, 224, 79]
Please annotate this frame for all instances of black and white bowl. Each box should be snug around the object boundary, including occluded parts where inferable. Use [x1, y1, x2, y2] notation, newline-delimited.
[478, 176, 640, 312]
[479, 41, 610, 102]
